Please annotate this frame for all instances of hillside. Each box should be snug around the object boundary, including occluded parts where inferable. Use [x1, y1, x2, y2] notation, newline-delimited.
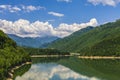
[48, 20, 120, 56]
[80, 36, 120, 56]
[48, 26, 94, 51]
[0, 30, 30, 80]
[8, 34, 58, 48]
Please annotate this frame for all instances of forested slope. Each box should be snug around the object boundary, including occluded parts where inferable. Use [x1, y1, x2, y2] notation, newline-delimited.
[48, 20, 120, 56]
[0, 30, 30, 80]
[48, 26, 94, 51]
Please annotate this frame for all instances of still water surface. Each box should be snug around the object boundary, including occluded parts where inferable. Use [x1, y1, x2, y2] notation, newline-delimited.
[15, 57, 120, 80]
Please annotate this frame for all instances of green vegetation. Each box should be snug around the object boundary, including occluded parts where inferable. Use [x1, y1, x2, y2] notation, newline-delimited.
[48, 20, 120, 56]
[24, 47, 70, 55]
[0, 30, 30, 80]
[81, 36, 120, 56]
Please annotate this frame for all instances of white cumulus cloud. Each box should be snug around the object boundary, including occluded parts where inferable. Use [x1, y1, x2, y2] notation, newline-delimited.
[48, 12, 64, 17]
[0, 18, 98, 38]
[88, 0, 120, 6]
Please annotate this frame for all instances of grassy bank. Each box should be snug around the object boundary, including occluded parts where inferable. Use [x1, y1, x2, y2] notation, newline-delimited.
[7, 62, 31, 80]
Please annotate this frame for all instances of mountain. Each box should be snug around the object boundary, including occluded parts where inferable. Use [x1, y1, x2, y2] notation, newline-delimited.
[8, 34, 59, 48]
[0, 30, 30, 80]
[48, 20, 120, 56]
[47, 26, 94, 51]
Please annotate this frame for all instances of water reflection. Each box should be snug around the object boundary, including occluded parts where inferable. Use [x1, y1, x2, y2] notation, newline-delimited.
[15, 57, 120, 80]
[58, 57, 120, 80]
[13, 64, 31, 79]
[31, 57, 69, 64]
[15, 63, 99, 80]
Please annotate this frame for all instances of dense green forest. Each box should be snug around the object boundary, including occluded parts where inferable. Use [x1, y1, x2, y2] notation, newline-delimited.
[0, 30, 30, 80]
[48, 20, 120, 56]
[24, 47, 70, 55]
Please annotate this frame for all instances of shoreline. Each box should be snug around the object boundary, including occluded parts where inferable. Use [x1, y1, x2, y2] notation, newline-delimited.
[31, 55, 72, 58]
[31, 55, 120, 59]
[78, 56, 120, 59]
[7, 61, 32, 80]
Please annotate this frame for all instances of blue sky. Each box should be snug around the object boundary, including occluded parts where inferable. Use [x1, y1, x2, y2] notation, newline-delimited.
[0, 0, 120, 26]
[0, 0, 120, 37]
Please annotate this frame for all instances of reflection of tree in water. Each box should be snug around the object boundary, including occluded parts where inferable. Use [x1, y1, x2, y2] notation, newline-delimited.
[58, 57, 120, 80]
[31, 56, 70, 64]
[14, 64, 31, 79]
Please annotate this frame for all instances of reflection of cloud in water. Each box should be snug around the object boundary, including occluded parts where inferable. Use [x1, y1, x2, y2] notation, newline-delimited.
[15, 63, 100, 80]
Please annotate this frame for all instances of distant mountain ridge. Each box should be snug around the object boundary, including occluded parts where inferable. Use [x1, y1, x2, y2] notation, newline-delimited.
[48, 20, 120, 56]
[8, 34, 59, 48]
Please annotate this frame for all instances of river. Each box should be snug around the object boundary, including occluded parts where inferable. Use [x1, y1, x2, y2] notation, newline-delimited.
[14, 57, 120, 80]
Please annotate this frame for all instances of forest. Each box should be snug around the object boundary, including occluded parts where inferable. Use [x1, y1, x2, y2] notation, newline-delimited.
[24, 47, 70, 55]
[0, 30, 30, 80]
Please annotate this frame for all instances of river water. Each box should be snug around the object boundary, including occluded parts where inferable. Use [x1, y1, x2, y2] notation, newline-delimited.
[15, 57, 120, 80]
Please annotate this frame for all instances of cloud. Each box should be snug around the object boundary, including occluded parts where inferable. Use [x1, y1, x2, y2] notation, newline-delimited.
[0, 5, 10, 9]
[0, 18, 98, 38]
[88, 0, 120, 6]
[0, 5, 45, 13]
[53, 18, 98, 37]
[9, 6, 21, 13]
[21, 5, 46, 12]
[57, 0, 72, 3]
[15, 63, 100, 80]
[0, 5, 21, 13]
[48, 12, 64, 17]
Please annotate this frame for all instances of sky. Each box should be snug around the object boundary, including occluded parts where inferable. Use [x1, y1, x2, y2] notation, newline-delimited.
[0, 0, 120, 38]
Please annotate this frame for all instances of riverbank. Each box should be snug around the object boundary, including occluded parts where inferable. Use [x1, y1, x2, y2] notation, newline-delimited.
[7, 62, 32, 80]
[78, 56, 120, 59]
[31, 55, 72, 58]
[31, 55, 120, 59]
